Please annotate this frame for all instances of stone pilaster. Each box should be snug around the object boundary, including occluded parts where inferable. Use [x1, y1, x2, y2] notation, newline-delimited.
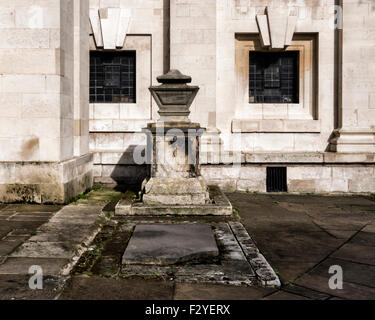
[330, 0, 375, 152]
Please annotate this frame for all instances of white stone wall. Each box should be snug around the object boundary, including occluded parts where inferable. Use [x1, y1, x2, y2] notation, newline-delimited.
[74, 0, 91, 157]
[202, 163, 375, 194]
[1, 1, 373, 195]
[87, 0, 375, 193]
[170, 0, 217, 129]
[89, 0, 168, 183]
[214, 0, 336, 152]
[0, 0, 93, 203]
[0, 0, 63, 162]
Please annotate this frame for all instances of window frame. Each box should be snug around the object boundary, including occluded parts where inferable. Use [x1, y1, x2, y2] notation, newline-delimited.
[249, 51, 300, 104]
[234, 34, 318, 122]
[90, 50, 137, 104]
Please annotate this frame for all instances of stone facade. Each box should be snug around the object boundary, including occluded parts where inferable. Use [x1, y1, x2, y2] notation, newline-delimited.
[90, 0, 375, 194]
[0, 0, 374, 201]
[0, 0, 93, 203]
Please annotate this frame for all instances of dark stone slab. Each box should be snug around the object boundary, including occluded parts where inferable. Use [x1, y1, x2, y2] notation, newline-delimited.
[1, 204, 62, 213]
[122, 224, 219, 266]
[295, 273, 375, 300]
[0, 240, 24, 256]
[309, 258, 375, 289]
[331, 243, 375, 265]
[174, 283, 274, 300]
[59, 276, 174, 300]
[350, 231, 375, 247]
[263, 290, 309, 300]
[0, 274, 63, 300]
[282, 283, 330, 300]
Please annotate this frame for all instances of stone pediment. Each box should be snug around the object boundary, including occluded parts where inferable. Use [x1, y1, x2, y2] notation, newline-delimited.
[256, 7, 297, 49]
[89, 7, 131, 49]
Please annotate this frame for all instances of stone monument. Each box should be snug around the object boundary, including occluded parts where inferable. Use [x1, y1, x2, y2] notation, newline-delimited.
[142, 70, 210, 206]
[115, 70, 232, 216]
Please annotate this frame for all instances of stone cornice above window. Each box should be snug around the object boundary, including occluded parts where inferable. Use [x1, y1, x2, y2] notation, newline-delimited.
[256, 7, 298, 49]
[89, 7, 131, 49]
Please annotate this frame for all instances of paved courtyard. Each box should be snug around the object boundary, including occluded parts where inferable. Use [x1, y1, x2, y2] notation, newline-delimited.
[0, 191, 374, 300]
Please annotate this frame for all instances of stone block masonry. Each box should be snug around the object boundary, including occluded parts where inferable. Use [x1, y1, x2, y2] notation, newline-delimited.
[0, 0, 93, 203]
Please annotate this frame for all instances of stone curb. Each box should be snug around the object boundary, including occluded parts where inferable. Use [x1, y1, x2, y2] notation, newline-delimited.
[229, 222, 281, 288]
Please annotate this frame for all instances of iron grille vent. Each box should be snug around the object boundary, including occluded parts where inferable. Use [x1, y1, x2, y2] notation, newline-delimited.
[267, 167, 287, 192]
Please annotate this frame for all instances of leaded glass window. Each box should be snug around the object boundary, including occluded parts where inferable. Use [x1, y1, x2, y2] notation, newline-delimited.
[249, 51, 299, 104]
[90, 51, 136, 103]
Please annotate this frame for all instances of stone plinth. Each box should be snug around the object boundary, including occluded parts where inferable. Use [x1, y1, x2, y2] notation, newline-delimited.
[142, 122, 210, 205]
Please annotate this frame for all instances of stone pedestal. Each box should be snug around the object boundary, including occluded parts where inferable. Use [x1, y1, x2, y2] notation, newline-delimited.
[115, 70, 232, 215]
[142, 71, 210, 206]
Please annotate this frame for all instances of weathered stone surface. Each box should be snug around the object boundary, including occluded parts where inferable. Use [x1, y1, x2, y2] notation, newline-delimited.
[116, 185, 232, 216]
[0, 257, 69, 276]
[149, 70, 199, 122]
[59, 276, 174, 300]
[174, 283, 273, 300]
[122, 224, 219, 266]
[143, 177, 210, 206]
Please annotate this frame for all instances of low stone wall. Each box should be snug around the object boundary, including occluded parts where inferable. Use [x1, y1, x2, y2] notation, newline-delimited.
[93, 152, 375, 194]
[0, 154, 93, 204]
[202, 164, 375, 194]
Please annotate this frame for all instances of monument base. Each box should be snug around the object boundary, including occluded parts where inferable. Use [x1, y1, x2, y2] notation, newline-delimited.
[142, 176, 210, 206]
[115, 185, 233, 216]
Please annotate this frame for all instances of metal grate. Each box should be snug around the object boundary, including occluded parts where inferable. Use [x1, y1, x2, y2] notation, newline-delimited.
[267, 167, 288, 192]
[90, 51, 136, 103]
[249, 51, 299, 104]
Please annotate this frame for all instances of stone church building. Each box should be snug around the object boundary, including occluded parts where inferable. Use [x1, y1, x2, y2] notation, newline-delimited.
[0, 0, 374, 203]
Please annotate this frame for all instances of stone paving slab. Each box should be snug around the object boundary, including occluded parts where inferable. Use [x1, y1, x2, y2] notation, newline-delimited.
[281, 283, 330, 300]
[174, 283, 274, 300]
[311, 257, 375, 289]
[1, 192, 375, 300]
[59, 276, 175, 300]
[228, 193, 375, 300]
[0, 240, 26, 256]
[350, 231, 375, 247]
[10, 205, 105, 269]
[11, 242, 76, 259]
[0, 274, 65, 300]
[30, 224, 98, 243]
[263, 290, 309, 300]
[331, 243, 375, 265]
[0, 257, 70, 276]
[295, 273, 375, 300]
[123, 224, 219, 266]
[0, 204, 62, 213]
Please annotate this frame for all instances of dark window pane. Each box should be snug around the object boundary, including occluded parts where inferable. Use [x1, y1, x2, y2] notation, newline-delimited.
[249, 51, 299, 104]
[90, 51, 136, 103]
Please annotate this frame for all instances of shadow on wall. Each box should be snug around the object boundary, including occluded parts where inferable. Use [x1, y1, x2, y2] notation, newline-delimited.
[109, 144, 149, 193]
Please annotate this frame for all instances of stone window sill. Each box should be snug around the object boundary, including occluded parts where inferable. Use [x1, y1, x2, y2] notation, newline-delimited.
[232, 119, 321, 133]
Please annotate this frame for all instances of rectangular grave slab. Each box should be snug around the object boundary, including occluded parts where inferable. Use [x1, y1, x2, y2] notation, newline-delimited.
[122, 224, 219, 266]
